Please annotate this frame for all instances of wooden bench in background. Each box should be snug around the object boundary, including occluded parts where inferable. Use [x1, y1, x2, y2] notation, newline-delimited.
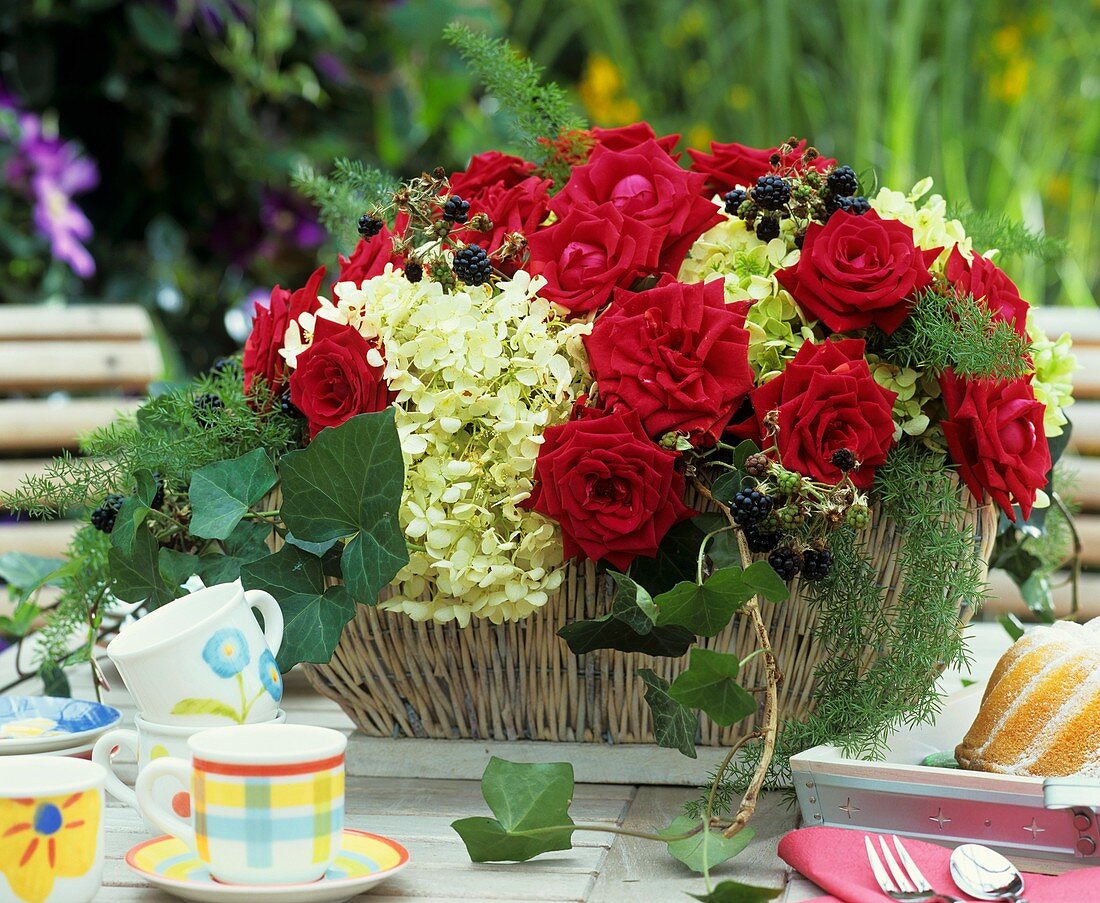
[0, 305, 165, 562]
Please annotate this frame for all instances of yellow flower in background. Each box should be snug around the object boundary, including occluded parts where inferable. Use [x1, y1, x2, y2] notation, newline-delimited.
[0, 791, 101, 903]
[579, 54, 639, 125]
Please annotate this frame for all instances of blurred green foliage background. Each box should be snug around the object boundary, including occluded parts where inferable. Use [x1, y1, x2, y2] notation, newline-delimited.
[0, 0, 1096, 371]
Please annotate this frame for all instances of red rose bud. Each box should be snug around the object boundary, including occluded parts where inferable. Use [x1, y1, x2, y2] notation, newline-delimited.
[583, 279, 753, 444]
[288, 319, 393, 439]
[527, 201, 661, 314]
[549, 140, 722, 275]
[945, 246, 1030, 337]
[523, 410, 694, 570]
[776, 209, 940, 334]
[751, 338, 897, 489]
[686, 139, 836, 196]
[939, 369, 1051, 520]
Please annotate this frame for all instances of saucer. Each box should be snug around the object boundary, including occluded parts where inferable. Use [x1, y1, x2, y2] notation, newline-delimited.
[0, 695, 121, 754]
[126, 829, 410, 902]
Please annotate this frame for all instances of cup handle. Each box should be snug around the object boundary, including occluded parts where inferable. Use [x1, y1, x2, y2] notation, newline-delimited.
[244, 588, 283, 658]
[136, 756, 195, 849]
[92, 728, 139, 810]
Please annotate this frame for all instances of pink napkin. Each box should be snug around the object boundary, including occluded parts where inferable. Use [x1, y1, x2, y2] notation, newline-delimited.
[779, 826, 1100, 902]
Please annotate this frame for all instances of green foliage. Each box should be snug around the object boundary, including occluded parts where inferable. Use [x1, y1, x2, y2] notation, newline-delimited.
[451, 758, 576, 862]
[241, 545, 357, 672]
[291, 160, 399, 253]
[660, 815, 755, 873]
[443, 22, 585, 158]
[655, 563, 787, 638]
[638, 669, 698, 758]
[630, 519, 708, 596]
[690, 881, 783, 902]
[669, 649, 757, 728]
[189, 449, 277, 539]
[278, 409, 408, 604]
[949, 204, 1067, 262]
[882, 288, 1031, 380]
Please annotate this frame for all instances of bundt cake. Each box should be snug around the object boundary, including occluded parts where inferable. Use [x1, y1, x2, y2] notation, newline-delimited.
[956, 618, 1100, 777]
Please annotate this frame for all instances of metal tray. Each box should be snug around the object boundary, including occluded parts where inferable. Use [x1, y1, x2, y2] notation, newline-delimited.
[790, 683, 1100, 874]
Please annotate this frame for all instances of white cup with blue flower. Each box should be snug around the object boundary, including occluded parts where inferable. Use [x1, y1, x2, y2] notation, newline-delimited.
[107, 580, 285, 726]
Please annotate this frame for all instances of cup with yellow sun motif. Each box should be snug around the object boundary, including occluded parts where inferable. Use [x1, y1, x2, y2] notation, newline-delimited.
[0, 756, 105, 903]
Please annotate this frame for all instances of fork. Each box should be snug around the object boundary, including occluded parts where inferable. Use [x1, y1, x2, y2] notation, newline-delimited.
[864, 834, 962, 902]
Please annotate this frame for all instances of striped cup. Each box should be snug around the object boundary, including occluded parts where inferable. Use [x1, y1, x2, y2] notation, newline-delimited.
[135, 724, 346, 886]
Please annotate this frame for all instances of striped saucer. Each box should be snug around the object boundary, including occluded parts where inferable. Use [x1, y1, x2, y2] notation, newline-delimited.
[126, 829, 409, 903]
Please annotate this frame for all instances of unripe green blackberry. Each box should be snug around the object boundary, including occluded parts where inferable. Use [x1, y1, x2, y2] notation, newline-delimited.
[847, 505, 871, 530]
[775, 469, 802, 496]
[744, 453, 770, 479]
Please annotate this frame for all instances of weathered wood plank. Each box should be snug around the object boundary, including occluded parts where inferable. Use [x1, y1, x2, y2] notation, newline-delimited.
[0, 398, 141, 452]
[0, 304, 155, 341]
[0, 341, 162, 392]
[1068, 403, 1100, 455]
[1033, 307, 1100, 347]
[0, 519, 76, 557]
[983, 569, 1100, 620]
[1062, 455, 1100, 510]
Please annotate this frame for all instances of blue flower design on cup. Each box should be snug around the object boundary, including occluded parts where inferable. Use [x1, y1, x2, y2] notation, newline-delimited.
[201, 629, 250, 678]
[258, 650, 283, 703]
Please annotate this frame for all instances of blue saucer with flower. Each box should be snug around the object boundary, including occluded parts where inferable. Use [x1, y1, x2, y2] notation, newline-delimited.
[0, 696, 121, 754]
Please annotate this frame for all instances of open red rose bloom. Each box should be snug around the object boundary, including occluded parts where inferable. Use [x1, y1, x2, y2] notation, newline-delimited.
[246, 124, 1066, 588]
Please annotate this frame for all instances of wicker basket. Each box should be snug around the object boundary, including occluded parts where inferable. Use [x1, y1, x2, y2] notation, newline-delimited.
[299, 479, 999, 745]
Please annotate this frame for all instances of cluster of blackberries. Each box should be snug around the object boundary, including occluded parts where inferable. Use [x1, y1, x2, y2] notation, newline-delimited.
[193, 392, 224, 428]
[823, 165, 870, 218]
[767, 546, 802, 581]
[831, 448, 856, 473]
[731, 488, 773, 526]
[801, 548, 833, 581]
[91, 494, 125, 534]
[828, 195, 871, 216]
[357, 214, 384, 238]
[752, 174, 791, 210]
[743, 524, 780, 553]
[442, 195, 471, 224]
[765, 545, 833, 583]
[452, 245, 492, 286]
[722, 188, 746, 216]
[279, 391, 303, 419]
[404, 261, 424, 283]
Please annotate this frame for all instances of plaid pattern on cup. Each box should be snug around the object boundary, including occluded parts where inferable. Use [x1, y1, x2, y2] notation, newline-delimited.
[192, 752, 345, 870]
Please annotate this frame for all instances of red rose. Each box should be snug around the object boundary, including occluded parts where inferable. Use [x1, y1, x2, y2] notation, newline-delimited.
[776, 210, 939, 334]
[550, 140, 721, 274]
[945, 247, 1030, 337]
[939, 370, 1050, 520]
[243, 285, 291, 395]
[335, 214, 409, 289]
[686, 139, 835, 195]
[527, 201, 661, 314]
[452, 176, 552, 270]
[584, 279, 753, 444]
[289, 319, 392, 438]
[590, 122, 680, 158]
[751, 338, 897, 488]
[524, 410, 693, 569]
[449, 151, 536, 197]
[288, 266, 327, 321]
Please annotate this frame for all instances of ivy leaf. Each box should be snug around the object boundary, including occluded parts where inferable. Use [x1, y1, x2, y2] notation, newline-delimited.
[110, 469, 159, 556]
[630, 519, 706, 596]
[110, 525, 174, 610]
[741, 561, 789, 602]
[654, 568, 753, 637]
[285, 532, 338, 557]
[661, 815, 755, 873]
[710, 470, 742, 505]
[669, 648, 757, 727]
[0, 553, 66, 591]
[558, 572, 694, 657]
[637, 669, 697, 758]
[189, 449, 277, 540]
[452, 758, 575, 862]
[241, 545, 357, 671]
[158, 549, 240, 593]
[223, 521, 275, 563]
[690, 880, 783, 902]
[278, 410, 408, 604]
[732, 440, 760, 470]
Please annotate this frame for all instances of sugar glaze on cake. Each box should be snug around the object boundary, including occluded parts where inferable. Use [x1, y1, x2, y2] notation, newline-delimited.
[956, 617, 1100, 777]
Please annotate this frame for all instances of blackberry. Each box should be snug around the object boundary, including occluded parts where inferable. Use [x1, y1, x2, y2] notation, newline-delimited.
[834, 195, 871, 216]
[209, 356, 237, 376]
[731, 488, 773, 526]
[800, 547, 833, 582]
[279, 391, 304, 419]
[776, 504, 807, 528]
[442, 195, 471, 224]
[723, 188, 747, 216]
[768, 546, 803, 581]
[453, 245, 493, 286]
[91, 494, 125, 534]
[404, 261, 424, 283]
[826, 165, 860, 198]
[752, 175, 790, 210]
[743, 525, 780, 554]
[357, 214, 384, 238]
[775, 469, 802, 496]
[847, 505, 871, 530]
[831, 448, 856, 472]
[193, 393, 224, 428]
[744, 452, 770, 479]
[150, 473, 165, 511]
[755, 216, 780, 242]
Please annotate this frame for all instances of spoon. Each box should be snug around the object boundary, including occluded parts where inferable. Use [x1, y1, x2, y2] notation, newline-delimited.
[949, 843, 1029, 902]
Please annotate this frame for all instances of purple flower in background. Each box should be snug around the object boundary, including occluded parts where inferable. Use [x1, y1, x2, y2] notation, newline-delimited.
[165, 0, 250, 34]
[1, 87, 99, 278]
[259, 189, 326, 252]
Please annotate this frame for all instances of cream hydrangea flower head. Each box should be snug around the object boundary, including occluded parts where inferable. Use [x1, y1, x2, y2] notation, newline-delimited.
[283, 267, 589, 625]
[870, 178, 972, 266]
[1027, 312, 1077, 437]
